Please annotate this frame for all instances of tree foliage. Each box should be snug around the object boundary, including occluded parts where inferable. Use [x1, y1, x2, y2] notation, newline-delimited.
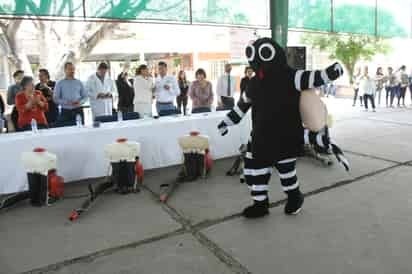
[0, 0, 187, 19]
[0, 0, 251, 78]
[0, 0, 83, 17]
[289, 0, 332, 31]
[289, 0, 408, 37]
[193, 0, 250, 25]
[0, 0, 187, 78]
[301, 33, 391, 83]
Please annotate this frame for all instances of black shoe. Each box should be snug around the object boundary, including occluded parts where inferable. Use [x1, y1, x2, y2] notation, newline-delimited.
[242, 199, 269, 218]
[284, 190, 304, 215]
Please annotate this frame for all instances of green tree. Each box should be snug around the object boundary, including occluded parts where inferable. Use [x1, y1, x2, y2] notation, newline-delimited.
[301, 33, 391, 84]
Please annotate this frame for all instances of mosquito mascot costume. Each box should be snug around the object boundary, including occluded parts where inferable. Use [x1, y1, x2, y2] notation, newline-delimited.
[218, 37, 348, 218]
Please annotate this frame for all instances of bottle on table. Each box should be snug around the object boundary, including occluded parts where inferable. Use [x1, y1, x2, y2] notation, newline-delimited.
[76, 114, 82, 128]
[117, 110, 123, 122]
[31, 118, 38, 133]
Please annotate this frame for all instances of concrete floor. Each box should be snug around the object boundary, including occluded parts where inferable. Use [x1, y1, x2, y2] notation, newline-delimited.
[1, 98, 412, 274]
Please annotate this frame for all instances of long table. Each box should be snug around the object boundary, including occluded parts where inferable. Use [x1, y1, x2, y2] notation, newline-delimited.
[0, 112, 251, 194]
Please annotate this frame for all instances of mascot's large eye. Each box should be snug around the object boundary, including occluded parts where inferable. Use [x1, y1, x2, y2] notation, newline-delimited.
[246, 45, 255, 62]
[258, 43, 276, 62]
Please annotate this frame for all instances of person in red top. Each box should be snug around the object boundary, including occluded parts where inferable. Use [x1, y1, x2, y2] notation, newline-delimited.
[15, 76, 48, 131]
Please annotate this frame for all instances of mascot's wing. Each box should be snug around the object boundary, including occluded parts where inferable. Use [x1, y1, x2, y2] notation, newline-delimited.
[294, 62, 344, 92]
[304, 127, 350, 172]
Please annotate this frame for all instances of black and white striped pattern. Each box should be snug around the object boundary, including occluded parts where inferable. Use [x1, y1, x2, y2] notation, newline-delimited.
[218, 95, 252, 137]
[303, 128, 329, 152]
[294, 70, 324, 92]
[243, 142, 271, 201]
[304, 127, 350, 171]
[243, 142, 299, 202]
[274, 159, 299, 192]
[218, 121, 229, 135]
[225, 94, 252, 125]
[294, 62, 344, 92]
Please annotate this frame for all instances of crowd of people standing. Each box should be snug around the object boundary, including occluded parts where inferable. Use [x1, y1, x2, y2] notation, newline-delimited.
[352, 65, 412, 111]
[0, 61, 254, 133]
[3, 60, 412, 133]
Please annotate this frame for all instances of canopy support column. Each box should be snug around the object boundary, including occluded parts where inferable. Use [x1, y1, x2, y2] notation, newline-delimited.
[270, 0, 289, 48]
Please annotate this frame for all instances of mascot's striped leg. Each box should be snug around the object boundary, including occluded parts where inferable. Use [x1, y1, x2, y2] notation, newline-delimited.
[274, 159, 304, 215]
[242, 142, 271, 218]
[242, 146, 305, 218]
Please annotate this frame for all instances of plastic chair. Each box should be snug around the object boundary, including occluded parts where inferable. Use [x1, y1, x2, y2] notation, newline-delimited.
[191, 107, 212, 114]
[95, 112, 140, 123]
[52, 119, 77, 128]
[158, 109, 180, 117]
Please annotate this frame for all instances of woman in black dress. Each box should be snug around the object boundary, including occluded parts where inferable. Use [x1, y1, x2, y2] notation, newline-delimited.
[240, 66, 254, 98]
[116, 72, 135, 113]
[176, 70, 189, 115]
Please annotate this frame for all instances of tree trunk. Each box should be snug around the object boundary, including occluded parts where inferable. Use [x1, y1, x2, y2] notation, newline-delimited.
[52, 49, 80, 81]
[346, 63, 354, 85]
[38, 22, 51, 69]
[1, 20, 32, 75]
[15, 49, 32, 76]
[53, 22, 119, 80]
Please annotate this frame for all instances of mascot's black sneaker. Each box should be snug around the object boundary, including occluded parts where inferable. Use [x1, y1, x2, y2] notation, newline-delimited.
[284, 189, 304, 215]
[242, 199, 270, 218]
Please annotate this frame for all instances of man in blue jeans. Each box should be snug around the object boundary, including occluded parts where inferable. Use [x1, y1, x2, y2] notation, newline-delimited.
[154, 62, 180, 116]
[386, 67, 400, 108]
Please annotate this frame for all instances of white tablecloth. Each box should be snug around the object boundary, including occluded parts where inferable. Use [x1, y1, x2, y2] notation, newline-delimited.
[0, 112, 251, 194]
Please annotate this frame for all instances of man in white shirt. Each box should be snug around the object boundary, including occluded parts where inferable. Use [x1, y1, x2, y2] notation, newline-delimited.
[358, 66, 376, 112]
[134, 64, 155, 117]
[217, 63, 236, 109]
[154, 62, 180, 115]
[86, 62, 118, 120]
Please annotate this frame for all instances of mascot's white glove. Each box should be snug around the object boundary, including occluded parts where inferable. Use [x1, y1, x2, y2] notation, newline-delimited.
[218, 120, 229, 136]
